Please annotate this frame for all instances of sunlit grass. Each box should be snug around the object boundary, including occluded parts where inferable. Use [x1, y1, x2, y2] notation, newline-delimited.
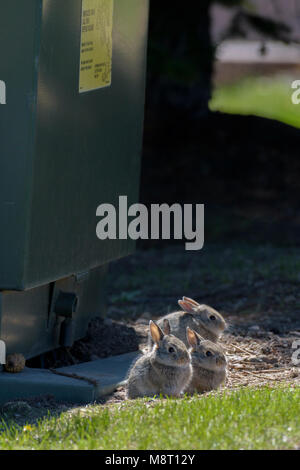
[210, 75, 300, 129]
[0, 386, 299, 450]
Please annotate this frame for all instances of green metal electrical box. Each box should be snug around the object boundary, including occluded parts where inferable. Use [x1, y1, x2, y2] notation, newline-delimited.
[0, 0, 149, 358]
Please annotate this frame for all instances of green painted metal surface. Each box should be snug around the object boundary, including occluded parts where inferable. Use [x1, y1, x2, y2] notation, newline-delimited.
[0, 0, 149, 290]
[0, 265, 107, 358]
[0, 0, 149, 361]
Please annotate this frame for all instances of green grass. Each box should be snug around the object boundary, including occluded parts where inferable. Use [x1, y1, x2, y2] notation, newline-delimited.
[210, 75, 300, 129]
[0, 386, 299, 450]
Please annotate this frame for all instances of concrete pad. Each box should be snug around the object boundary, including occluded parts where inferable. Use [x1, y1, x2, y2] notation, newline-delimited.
[0, 351, 140, 405]
[0, 367, 93, 405]
[58, 351, 140, 398]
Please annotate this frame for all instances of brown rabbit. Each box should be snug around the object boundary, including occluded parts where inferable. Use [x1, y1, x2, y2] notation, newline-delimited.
[186, 327, 227, 394]
[126, 319, 192, 399]
[148, 296, 226, 348]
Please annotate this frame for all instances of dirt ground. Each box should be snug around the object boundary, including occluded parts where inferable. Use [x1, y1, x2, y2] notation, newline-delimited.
[2, 314, 299, 427]
[76, 242, 300, 395]
[2, 243, 300, 426]
[102, 315, 300, 406]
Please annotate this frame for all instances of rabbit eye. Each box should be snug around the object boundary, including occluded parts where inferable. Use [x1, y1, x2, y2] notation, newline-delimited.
[206, 351, 212, 357]
[209, 315, 216, 321]
[168, 347, 175, 353]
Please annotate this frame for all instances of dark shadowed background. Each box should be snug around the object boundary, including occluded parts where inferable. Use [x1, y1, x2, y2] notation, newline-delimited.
[139, 0, 300, 247]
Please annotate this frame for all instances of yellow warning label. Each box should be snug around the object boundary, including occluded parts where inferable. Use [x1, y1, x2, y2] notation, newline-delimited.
[79, 0, 114, 93]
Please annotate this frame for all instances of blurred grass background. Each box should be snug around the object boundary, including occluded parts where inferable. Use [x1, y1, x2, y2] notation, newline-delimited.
[210, 74, 300, 129]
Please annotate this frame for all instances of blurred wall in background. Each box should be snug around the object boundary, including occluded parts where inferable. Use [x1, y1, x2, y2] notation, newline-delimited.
[212, 0, 300, 43]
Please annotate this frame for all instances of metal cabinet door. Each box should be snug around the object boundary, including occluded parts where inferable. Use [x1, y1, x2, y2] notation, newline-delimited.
[0, 0, 149, 290]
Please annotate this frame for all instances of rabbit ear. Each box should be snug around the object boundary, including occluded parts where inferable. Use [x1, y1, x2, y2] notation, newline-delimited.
[150, 320, 164, 345]
[183, 297, 199, 307]
[178, 299, 197, 315]
[186, 327, 200, 348]
[163, 319, 171, 335]
[196, 332, 205, 342]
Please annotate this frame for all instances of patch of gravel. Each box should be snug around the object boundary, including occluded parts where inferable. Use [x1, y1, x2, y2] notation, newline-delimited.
[29, 308, 300, 389]
[128, 312, 300, 390]
[4, 301, 300, 422]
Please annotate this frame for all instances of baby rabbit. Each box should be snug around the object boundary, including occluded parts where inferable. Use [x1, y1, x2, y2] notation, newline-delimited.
[126, 319, 192, 399]
[149, 296, 226, 348]
[186, 327, 227, 394]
